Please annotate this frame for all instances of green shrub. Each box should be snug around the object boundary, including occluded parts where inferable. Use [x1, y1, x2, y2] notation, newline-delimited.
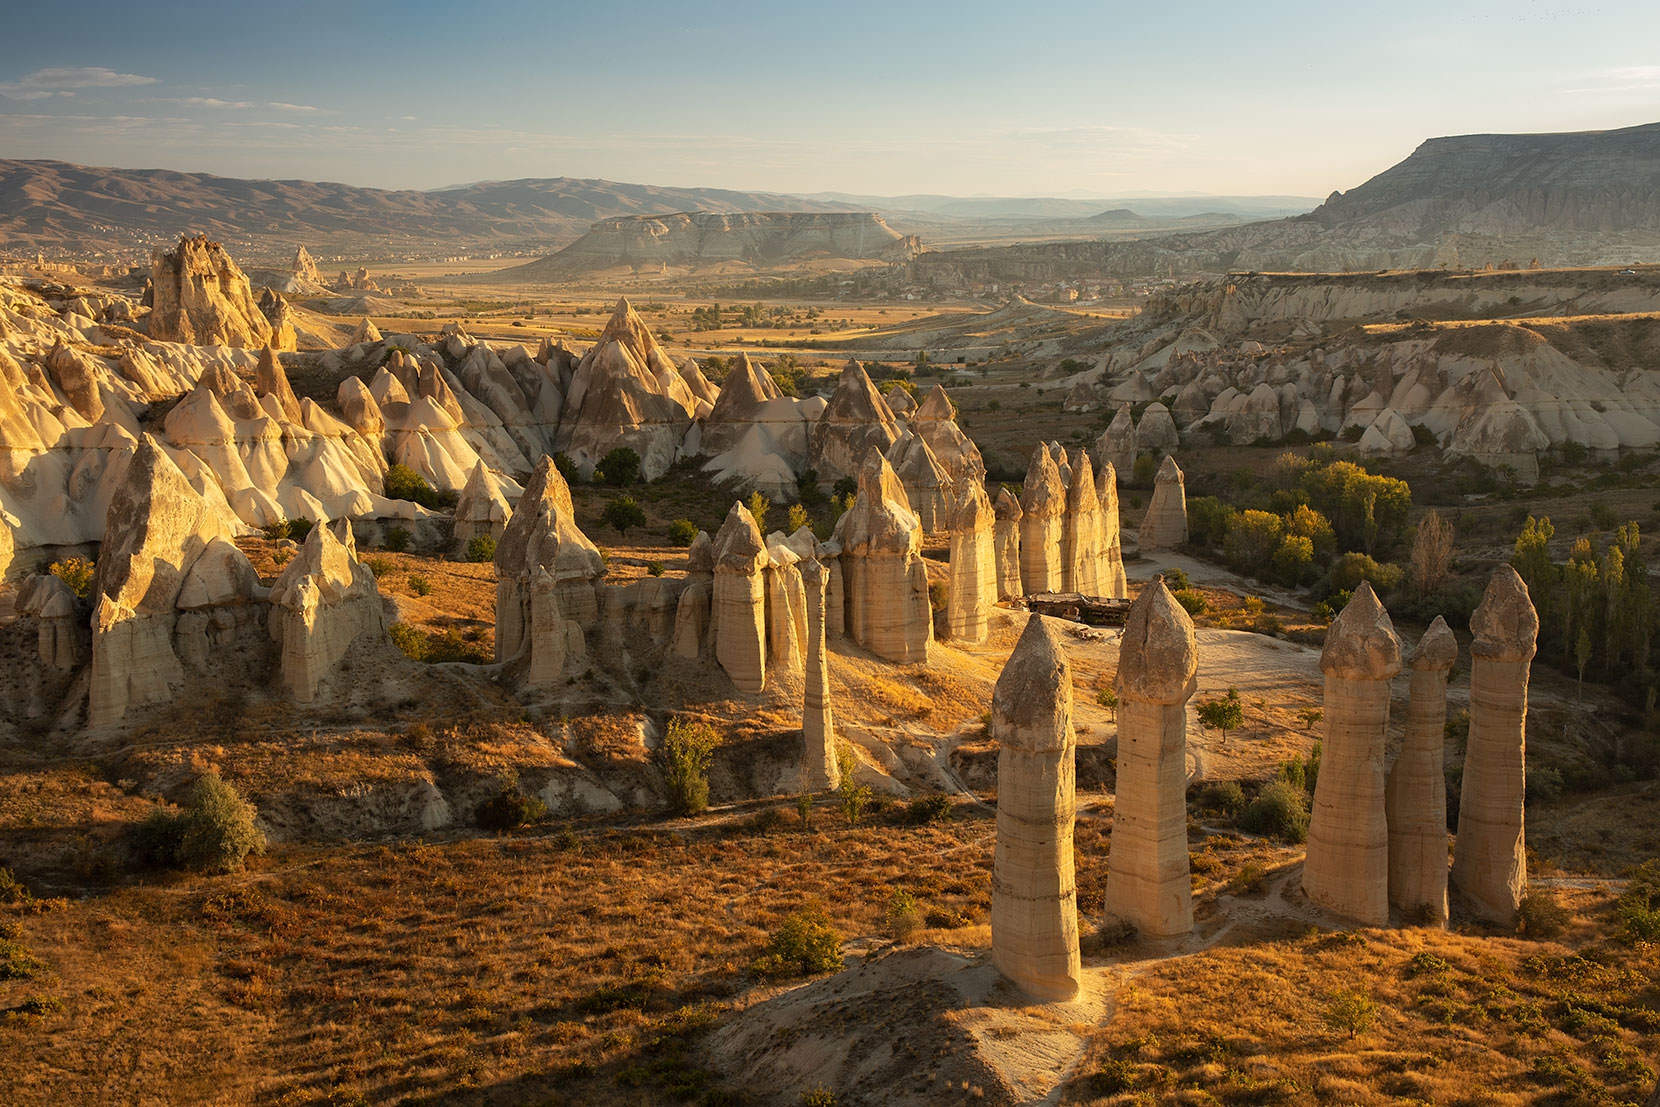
[602, 495, 647, 535]
[48, 557, 94, 600]
[884, 889, 923, 942]
[170, 774, 266, 874]
[466, 534, 496, 563]
[646, 560, 664, 577]
[384, 463, 441, 508]
[754, 902, 843, 978]
[362, 556, 392, 578]
[596, 446, 642, 486]
[1239, 779, 1310, 843]
[747, 490, 770, 533]
[1516, 887, 1571, 938]
[1160, 567, 1191, 591]
[133, 806, 187, 867]
[1617, 859, 1660, 942]
[389, 622, 427, 661]
[907, 793, 953, 825]
[384, 527, 411, 553]
[287, 517, 316, 543]
[835, 746, 871, 825]
[260, 519, 292, 542]
[666, 519, 699, 547]
[476, 781, 548, 832]
[1198, 780, 1246, 817]
[553, 453, 579, 484]
[408, 575, 432, 597]
[0, 938, 45, 981]
[1174, 589, 1207, 616]
[661, 718, 720, 816]
[1323, 988, 1375, 1038]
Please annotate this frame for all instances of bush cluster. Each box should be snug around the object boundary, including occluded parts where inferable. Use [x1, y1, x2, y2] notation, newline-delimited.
[661, 718, 720, 816]
[752, 902, 843, 978]
[135, 773, 266, 874]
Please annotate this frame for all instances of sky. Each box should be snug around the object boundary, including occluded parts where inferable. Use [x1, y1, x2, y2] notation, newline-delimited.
[1, 0, 1657, 199]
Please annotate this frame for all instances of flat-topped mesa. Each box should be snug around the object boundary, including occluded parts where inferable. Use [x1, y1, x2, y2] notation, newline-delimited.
[911, 384, 987, 485]
[1452, 566, 1539, 925]
[1097, 405, 1138, 480]
[555, 297, 695, 481]
[452, 459, 515, 553]
[946, 480, 996, 643]
[268, 520, 387, 703]
[990, 615, 1082, 1001]
[1388, 617, 1459, 926]
[807, 360, 902, 483]
[148, 234, 273, 348]
[1304, 582, 1402, 926]
[993, 487, 1024, 601]
[886, 430, 954, 534]
[1138, 455, 1188, 550]
[800, 558, 840, 792]
[493, 456, 605, 676]
[88, 436, 242, 726]
[1062, 450, 1102, 596]
[712, 501, 771, 692]
[700, 352, 782, 457]
[1096, 461, 1128, 598]
[1106, 578, 1199, 937]
[833, 448, 932, 664]
[1018, 444, 1066, 596]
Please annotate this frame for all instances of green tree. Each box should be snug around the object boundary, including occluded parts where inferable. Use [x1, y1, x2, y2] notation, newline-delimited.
[748, 490, 771, 533]
[1096, 687, 1118, 722]
[1323, 989, 1376, 1039]
[176, 774, 266, 874]
[1197, 687, 1244, 739]
[1223, 509, 1284, 573]
[384, 463, 441, 508]
[1270, 534, 1314, 586]
[787, 503, 810, 533]
[1511, 515, 1558, 638]
[660, 718, 720, 816]
[596, 446, 641, 486]
[602, 495, 647, 535]
[1283, 503, 1338, 561]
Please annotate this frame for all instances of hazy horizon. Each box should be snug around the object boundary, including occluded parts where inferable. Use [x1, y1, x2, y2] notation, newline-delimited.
[2, 0, 1657, 199]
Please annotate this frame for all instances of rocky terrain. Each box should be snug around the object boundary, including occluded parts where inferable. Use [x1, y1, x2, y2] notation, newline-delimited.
[493, 211, 926, 279]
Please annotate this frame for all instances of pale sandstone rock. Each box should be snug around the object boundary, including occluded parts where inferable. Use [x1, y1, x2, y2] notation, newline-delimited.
[494, 456, 605, 669]
[1304, 582, 1402, 926]
[257, 288, 296, 352]
[886, 430, 954, 534]
[1138, 455, 1188, 550]
[18, 573, 81, 670]
[671, 531, 713, 660]
[1137, 402, 1181, 453]
[452, 460, 515, 551]
[1387, 617, 1458, 925]
[1096, 462, 1128, 598]
[148, 235, 273, 348]
[556, 298, 695, 480]
[833, 449, 931, 664]
[700, 352, 782, 457]
[800, 558, 840, 792]
[1097, 404, 1137, 480]
[254, 346, 301, 422]
[887, 386, 917, 416]
[910, 384, 986, 485]
[268, 520, 386, 702]
[765, 537, 807, 676]
[1452, 567, 1538, 925]
[1105, 578, 1199, 937]
[1018, 445, 1065, 596]
[990, 615, 1081, 1001]
[1062, 381, 1098, 413]
[808, 360, 902, 483]
[712, 501, 770, 693]
[946, 481, 996, 643]
[1062, 451, 1101, 596]
[353, 317, 382, 345]
[993, 487, 1024, 601]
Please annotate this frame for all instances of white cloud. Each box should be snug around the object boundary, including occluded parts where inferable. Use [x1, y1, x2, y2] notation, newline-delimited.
[0, 66, 157, 101]
[1563, 65, 1660, 94]
[269, 102, 327, 114]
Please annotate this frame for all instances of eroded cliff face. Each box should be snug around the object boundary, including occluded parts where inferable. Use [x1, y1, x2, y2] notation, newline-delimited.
[515, 211, 926, 276]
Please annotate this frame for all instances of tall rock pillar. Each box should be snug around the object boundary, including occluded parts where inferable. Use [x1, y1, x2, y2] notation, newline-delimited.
[1303, 582, 1401, 926]
[800, 559, 840, 792]
[1062, 451, 1102, 596]
[990, 615, 1081, 1001]
[1097, 461, 1128, 598]
[993, 488, 1023, 601]
[946, 481, 995, 643]
[1386, 617, 1458, 925]
[832, 448, 931, 664]
[1138, 455, 1187, 550]
[1105, 578, 1199, 937]
[1452, 567, 1538, 925]
[1018, 445, 1065, 595]
[712, 502, 771, 693]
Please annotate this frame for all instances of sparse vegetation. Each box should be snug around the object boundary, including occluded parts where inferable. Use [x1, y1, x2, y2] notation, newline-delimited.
[660, 718, 720, 816]
[465, 534, 496, 563]
[47, 557, 94, 599]
[133, 773, 266, 874]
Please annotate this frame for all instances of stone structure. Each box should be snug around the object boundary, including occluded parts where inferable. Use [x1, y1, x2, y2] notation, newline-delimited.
[808, 360, 902, 483]
[765, 534, 807, 676]
[712, 501, 770, 693]
[1097, 461, 1128, 597]
[452, 460, 515, 552]
[1097, 404, 1136, 479]
[148, 234, 273, 348]
[887, 430, 954, 534]
[1138, 455, 1188, 550]
[833, 449, 931, 664]
[257, 289, 296, 352]
[910, 384, 986, 485]
[1304, 583, 1401, 926]
[945, 480, 995, 643]
[493, 457, 605, 677]
[1451, 566, 1538, 925]
[268, 520, 386, 702]
[1061, 451, 1101, 596]
[800, 558, 840, 792]
[1104, 578, 1199, 937]
[993, 488, 1023, 601]
[1387, 617, 1458, 925]
[1018, 445, 1065, 596]
[671, 532, 714, 660]
[990, 615, 1081, 1001]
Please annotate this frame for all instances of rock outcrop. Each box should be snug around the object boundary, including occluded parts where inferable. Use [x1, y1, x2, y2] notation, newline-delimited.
[833, 449, 931, 664]
[1138, 455, 1187, 550]
[1096, 462, 1128, 597]
[1387, 617, 1458, 925]
[1304, 583, 1402, 926]
[1452, 567, 1538, 925]
[887, 431, 953, 534]
[712, 501, 771, 693]
[1018, 445, 1065, 596]
[1061, 451, 1101, 596]
[945, 480, 995, 643]
[1104, 578, 1199, 937]
[493, 456, 605, 678]
[993, 488, 1024, 601]
[1097, 405, 1136, 480]
[148, 235, 273, 348]
[808, 361, 902, 483]
[910, 385, 986, 486]
[800, 558, 840, 792]
[990, 615, 1081, 1001]
[452, 460, 516, 552]
[267, 520, 386, 702]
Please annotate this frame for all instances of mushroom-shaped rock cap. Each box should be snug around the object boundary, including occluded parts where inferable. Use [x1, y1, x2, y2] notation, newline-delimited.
[1115, 578, 1198, 705]
[951, 480, 994, 533]
[1410, 615, 1459, 672]
[1155, 455, 1184, 484]
[712, 501, 769, 574]
[992, 615, 1073, 751]
[1320, 581, 1403, 680]
[994, 486, 1024, 522]
[1019, 444, 1066, 516]
[685, 530, 715, 574]
[1471, 565, 1539, 662]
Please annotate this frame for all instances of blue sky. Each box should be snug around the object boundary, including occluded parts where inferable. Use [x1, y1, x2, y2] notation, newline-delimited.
[1, 0, 1656, 197]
